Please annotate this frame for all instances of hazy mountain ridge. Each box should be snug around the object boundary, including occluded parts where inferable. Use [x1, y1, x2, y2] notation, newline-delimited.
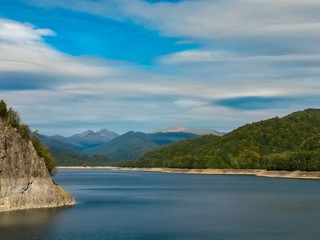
[39, 135, 112, 166]
[41, 127, 218, 165]
[86, 131, 201, 161]
[42, 129, 119, 152]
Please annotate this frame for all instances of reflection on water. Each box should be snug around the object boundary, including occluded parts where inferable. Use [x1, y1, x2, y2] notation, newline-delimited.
[0, 169, 320, 240]
[0, 207, 69, 240]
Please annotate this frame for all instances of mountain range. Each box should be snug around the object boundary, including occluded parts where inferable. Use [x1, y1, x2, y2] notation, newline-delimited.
[41, 126, 223, 166]
[86, 131, 202, 161]
[42, 129, 119, 151]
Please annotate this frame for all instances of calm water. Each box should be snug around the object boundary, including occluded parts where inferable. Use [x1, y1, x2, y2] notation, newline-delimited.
[0, 169, 320, 240]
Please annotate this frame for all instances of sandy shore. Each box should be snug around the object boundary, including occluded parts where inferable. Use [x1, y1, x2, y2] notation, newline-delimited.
[117, 168, 320, 179]
[57, 166, 320, 179]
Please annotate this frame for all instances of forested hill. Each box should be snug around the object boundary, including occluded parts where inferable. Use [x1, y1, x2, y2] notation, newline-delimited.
[121, 109, 320, 171]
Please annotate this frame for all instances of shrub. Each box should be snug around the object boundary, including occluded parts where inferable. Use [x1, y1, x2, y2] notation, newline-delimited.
[0, 99, 56, 174]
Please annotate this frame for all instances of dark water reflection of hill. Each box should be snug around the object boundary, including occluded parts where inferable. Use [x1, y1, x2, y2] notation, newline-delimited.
[0, 207, 71, 240]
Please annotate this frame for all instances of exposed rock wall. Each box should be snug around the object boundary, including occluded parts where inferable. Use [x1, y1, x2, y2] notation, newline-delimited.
[0, 124, 75, 212]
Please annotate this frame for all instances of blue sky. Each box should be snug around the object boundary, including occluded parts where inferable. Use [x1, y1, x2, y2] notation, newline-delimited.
[0, 0, 320, 135]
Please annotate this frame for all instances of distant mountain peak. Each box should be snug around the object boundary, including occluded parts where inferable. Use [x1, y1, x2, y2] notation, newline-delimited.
[70, 129, 119, 141]
[72, 130, 95, 138]
[150, 126, 187, 133]
[42, 129, 120, 153]
[96, 129, 119, 140]
[97, 129, 113, 134]
[150, 126, 225, 136]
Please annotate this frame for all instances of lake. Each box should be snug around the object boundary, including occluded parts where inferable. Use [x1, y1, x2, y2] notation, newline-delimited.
[0, 169, 319, 240]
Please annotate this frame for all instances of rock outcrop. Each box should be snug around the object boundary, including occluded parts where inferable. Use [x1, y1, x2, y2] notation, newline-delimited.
[0, 123, 76, 212]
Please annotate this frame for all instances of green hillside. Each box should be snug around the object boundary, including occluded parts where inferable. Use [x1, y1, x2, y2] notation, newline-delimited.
[40, 130, 200, 165]
[121, 109, 320, 171]
[39, 136, 112, 166]
[85, 131, 200, 161]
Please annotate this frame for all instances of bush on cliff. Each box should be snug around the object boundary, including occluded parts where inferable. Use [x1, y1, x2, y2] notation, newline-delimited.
[0, 100, 56, 174]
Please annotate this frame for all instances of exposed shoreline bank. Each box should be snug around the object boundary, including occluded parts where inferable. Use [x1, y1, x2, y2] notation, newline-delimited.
[57, 166, 320, 179]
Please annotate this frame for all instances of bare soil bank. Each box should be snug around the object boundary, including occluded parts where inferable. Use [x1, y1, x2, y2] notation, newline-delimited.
[58, 166, 320, 179]
[117, 168, 320, 179]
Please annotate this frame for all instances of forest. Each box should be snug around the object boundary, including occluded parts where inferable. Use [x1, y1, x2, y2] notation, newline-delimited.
[121, 109, 320, 171]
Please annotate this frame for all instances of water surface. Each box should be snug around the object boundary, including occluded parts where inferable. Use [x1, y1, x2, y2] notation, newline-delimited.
[1, 169, 319, 240]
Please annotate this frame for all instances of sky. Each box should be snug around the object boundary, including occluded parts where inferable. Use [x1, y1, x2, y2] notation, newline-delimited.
[0, 0, 320, 136]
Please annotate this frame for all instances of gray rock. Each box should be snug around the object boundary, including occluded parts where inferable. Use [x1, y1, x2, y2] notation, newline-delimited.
[0, 124, 76, 212]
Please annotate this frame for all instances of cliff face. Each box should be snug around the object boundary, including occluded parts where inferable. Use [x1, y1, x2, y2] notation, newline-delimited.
[0, 124, 76, 212]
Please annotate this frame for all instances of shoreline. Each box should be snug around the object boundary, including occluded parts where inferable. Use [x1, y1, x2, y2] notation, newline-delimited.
[118, 168, 320, 179]
[57, 166, 320, 179]
[57, 166, 116, 169]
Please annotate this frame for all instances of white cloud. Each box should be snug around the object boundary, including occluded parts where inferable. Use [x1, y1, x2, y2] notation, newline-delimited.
[2, 0, 320, 135]
[174, 99, 208, 109]
[31, 0, 320, 43]
[121, 0, 320, 41]
[0, 19, 54, 43]
[159, 51, 225, 63]
[159, 49, 320, 64]
[0, 18, 114, 78]
[27, 0, 320, 58]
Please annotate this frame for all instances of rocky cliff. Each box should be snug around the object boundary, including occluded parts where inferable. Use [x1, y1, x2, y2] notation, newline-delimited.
[0, 123, 76, 212]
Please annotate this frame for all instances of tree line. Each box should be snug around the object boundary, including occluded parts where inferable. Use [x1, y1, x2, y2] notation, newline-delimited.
[0, 100, 56, 174]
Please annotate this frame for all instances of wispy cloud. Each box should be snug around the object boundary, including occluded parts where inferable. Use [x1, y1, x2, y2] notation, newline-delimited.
[28, 0, 320, 50]
[0, 19, 114, 78]
[1, 0, 320, 135]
